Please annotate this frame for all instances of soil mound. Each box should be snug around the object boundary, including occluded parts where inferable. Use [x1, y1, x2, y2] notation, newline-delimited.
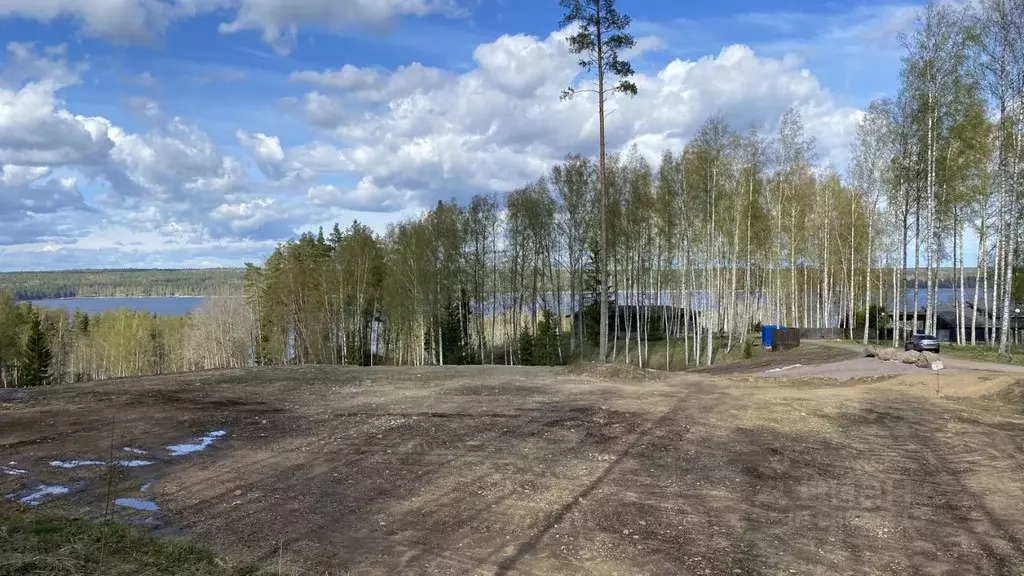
[564, 362, 663, 381]
[981, 378, 1024, 407]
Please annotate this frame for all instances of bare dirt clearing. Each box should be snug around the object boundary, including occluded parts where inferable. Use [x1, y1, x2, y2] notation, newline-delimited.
[3, 364, 1024, 575]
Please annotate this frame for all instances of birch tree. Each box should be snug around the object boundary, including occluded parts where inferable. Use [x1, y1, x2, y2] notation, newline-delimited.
[850, 99, 894, 344]
[976, 0, 1024, 354]
[902, 1, 974, 336]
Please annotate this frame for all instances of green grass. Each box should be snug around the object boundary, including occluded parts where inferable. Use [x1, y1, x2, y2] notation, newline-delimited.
[566, 335, 765, 371]
[844, 338, 1024, 366]
[940, 344, 1024, 366]
[0, 507, 275, 576]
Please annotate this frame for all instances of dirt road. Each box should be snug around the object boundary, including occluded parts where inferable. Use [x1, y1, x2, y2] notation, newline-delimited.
[2, 364, 1024, 575]
[807, 339, 1024, 374]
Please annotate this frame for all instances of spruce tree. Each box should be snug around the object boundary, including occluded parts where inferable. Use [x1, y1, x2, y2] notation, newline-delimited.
[21, 312, 52, 387]
[535, 309, 562, 366]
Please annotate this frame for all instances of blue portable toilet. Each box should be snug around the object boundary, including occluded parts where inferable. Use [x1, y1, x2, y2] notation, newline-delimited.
[761, 325, 777, 349]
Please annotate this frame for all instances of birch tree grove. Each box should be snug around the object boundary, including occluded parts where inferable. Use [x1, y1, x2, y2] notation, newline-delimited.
[976, 0, 1024, 355]
[2, 0, 1023, 387]
[850, 99, 895, 345]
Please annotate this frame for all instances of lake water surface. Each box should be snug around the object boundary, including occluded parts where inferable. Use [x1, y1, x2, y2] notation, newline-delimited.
[23, 288, 995, 319]
[28, 297, 206, 316]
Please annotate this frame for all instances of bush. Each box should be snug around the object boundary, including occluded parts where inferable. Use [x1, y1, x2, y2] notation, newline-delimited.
[854, 304, 889, 331]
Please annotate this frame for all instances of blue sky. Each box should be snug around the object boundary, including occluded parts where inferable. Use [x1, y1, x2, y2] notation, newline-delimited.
[0, 0, 935, 270]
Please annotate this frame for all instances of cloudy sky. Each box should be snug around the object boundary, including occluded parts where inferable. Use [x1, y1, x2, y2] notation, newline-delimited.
[0, 0, 926, 271]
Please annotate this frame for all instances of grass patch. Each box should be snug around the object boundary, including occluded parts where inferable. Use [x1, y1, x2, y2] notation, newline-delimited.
[0, 507, 275, 576]
[941, 344, 1024, 366]
[566, 335, 766, 371]
[840, 338, 1024, 365]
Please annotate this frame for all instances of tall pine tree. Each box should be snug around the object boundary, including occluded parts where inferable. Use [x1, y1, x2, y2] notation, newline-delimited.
[559, 0, 638, 362]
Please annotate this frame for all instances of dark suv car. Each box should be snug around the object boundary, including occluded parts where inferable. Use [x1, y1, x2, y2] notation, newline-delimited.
[904, 333, 940, 353]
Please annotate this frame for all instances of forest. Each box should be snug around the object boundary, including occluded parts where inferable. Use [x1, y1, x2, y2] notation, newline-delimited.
[0, 292, 250, 387]
[0, 0, 1021, 387]
[239, 0, 1022, 368]
[0, 268, 244, 300]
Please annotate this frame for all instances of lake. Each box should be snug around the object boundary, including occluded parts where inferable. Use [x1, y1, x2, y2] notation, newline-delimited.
[22, 288, 996, 319]
[28, 297, 206, 316]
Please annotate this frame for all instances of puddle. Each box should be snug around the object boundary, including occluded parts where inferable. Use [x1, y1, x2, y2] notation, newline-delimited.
[13, 485, 70, 506]
[123, 447, 148, 455]
[167, 430, 227, 456]
[765, 364, 803, 373]
[118, 460, 154, 467]
[49, 460, 154, 469]
[141, 482, 152, 493]
[115, 497, 159, 511]
[49, 460, 104, 468]
[2, 465, 28, 476]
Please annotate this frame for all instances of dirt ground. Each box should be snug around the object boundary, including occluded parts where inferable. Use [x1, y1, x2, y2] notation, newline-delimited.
[3, 360, 1024, 576]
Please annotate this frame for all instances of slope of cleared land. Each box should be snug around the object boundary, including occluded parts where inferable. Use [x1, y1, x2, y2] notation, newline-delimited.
[2, 363, 1024, 575]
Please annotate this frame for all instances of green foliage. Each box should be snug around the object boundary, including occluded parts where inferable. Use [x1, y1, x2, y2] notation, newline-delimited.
[943, 343, 1024, 366]
[534, 309, 562, 366]
[517, 330, 535, 366]
[558, 0, 638, 100]
[0, 288, 195, 386]
[855, 304, 890, 331]
[0, 291, 24, 383]
[20, 309, 52, 387]
[437, 297, 476, 366]
[1014, 267, 1023, 304]
[72, 309, 89, 335]
[579, 241, 611, 345]
[515, 310, 562, 366]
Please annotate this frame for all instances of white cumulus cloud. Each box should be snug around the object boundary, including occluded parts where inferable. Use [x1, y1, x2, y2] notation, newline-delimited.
[276, 30, 861, 210]
[0, 0, 463, 53]
[0, 5, 896, 269]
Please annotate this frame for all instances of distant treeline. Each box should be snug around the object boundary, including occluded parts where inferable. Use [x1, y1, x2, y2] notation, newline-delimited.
[0, 268, 244, 300]
[0, 291, 250, 387]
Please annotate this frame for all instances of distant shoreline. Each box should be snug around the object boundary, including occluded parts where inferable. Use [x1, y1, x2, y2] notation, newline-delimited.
[26, 296, 207, 301]
[1, 268, 244, 301]
[15, 296, 212, 317]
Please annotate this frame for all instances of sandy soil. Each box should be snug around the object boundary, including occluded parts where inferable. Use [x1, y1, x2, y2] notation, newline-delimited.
[757, 357, 925, 379]
[2, 363, 1024, 575]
